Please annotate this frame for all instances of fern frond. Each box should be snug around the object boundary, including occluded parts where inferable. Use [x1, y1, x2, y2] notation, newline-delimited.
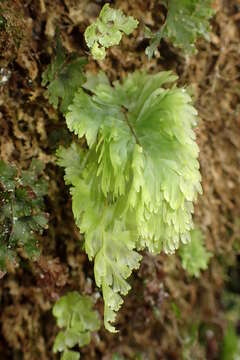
[0, 160, 48, 269]
[53, 292, 100, 359]
[58, 145, 142, 332]
[58, 70, 202, 331]
[42, 36, 87, 114]
[84, 4, 138, 60]
[146, 0, 214, 58]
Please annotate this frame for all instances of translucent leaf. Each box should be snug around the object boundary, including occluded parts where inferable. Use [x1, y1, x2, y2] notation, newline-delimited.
[62, 350, 80, 360]
[64, 329, 83, 348]
[58, 70, 202, 331]
[0, 159, 48, 270]
[179, 228, 212, 277]
[61, 350, 80, 360]
[53, 292, 100, 356]
[53, 331, 66, 353]
[85, 4, 138, 60]
[57, 144, 87, 187]
[42, 35, 87, 113]
[146, 0, 214, 58]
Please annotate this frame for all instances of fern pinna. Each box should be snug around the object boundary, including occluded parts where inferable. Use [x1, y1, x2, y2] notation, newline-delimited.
[57, 70, 202, 332]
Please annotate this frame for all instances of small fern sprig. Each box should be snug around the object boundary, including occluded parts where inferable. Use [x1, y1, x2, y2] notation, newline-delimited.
[57, 70, 202, 331]
[42, 35, 87, 114]
[84, 4, 138, 60]
[53, 292, 100, 360]
[145, 0, 214, 58]
[0, 159, 48, 270]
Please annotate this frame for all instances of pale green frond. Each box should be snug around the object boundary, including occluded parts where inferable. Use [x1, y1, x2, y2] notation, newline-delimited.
[84, 4, 138, 60]
[58, 70, 202, 331]
[63, 169, 142, 331]
[53, 292, 100, 357]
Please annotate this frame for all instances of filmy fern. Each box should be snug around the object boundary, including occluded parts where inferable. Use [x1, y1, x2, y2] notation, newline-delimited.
[84, 4, 138, 60]
[53, 292, 100, 360]
[42, 36, 87, 114]
[0, 159, 48, 270]
[179, 228, 212, 277]
[57, 70, 202, 331]
[145, 0, 214, 58]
